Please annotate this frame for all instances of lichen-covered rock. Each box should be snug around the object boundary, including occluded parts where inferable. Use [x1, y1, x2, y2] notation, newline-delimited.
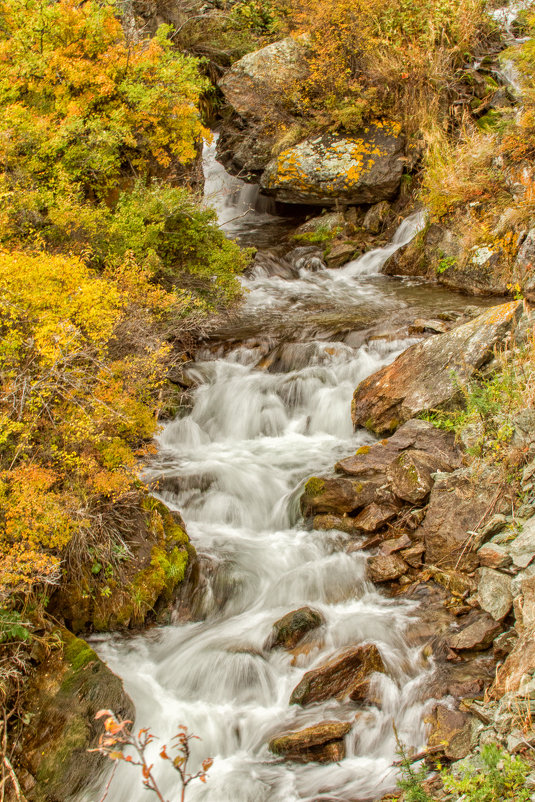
[491, 629, 535, 697]
[507, 517, 535, 568]
[290, 643, 385, 706]
[352, 302, 522, 434]
[301, 476, 380, 518]
[266, 607, 324, 650]
[386, 449, 437, 503]
[219, 37, 308, 122]
[260, 125, 405, 206]
[16, 630, 134, 802]
[268, 720, 352, 763]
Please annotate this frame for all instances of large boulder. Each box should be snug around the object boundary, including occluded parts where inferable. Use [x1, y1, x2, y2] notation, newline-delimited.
[268, 720, 352, 763]
[219, 37, 308, 122]
[16, 631, 134, 802]
[418, 469, 502, 571]
[260, 126, 405, 206]
[351, 302, 522, 434]
[217, 37, 308, 175]
[290, 643, 385, 706]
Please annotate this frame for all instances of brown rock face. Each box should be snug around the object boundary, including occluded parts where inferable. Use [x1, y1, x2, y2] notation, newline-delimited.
[386, 449, 436, 503]
[268, 720, 352, 763]
[447, 613, 502, 651]
[426, 704, 472, 760]
[267, 607, 324, 650]
[351, 302, 522, 434]
[491, 629, 535, 697]
[301, 476, 380, 517]
[351, 502, 400, 533]
[368, 553, 409, 583]
[418, 470, 500, 571]
[290, 644, 385, 706]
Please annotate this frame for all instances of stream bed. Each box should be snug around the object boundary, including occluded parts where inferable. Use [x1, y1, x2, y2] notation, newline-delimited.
[86, 141, 494, 802]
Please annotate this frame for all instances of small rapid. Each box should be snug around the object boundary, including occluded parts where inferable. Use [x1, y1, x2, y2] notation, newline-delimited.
[85, 142, 485, 802]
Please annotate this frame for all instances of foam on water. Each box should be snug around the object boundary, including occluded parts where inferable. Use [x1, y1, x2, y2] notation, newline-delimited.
[84, 145, 438, 802]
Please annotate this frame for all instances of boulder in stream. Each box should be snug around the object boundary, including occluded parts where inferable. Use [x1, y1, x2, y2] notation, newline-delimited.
[290, 643, 385, 706]
[269, 720, 352, 763]
[351, 302, 523, 434]
[267, 607, 324, 650]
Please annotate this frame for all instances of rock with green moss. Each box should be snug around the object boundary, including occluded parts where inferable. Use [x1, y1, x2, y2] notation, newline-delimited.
[266, 607, 324, 650]
[50, 496, 195, 633]
[16, 630, 134, 802]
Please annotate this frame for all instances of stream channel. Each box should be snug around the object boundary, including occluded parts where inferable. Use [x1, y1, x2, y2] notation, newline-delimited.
[87, 140, 494, 802]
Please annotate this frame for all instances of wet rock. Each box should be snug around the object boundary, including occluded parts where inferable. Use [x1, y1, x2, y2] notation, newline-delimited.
[477, 542, 512, 570]
[325, 240, 358, 269]
[290, 643, 385, 706]
[313, 514, 359, 534]
[368, 553, 408, 583]
[348, 676, 383, 705]
[351, 302, 523, 434]
[508, 517, 535, 568]
[363, 201, 391, 233]
[477, 567, 513, 621]
[261, 126, 405, 206]
[426, 703, 472, 760]
[386, 449, 436, 503]
[286, 245, 327, 273]
[267, 607, 324, 650]
[269, 720, 352, 763]
[17, 630, 135, 801]
[351, 502, 400, 533]
[301, 476, 380, 517]
[447, 613, 502, 651]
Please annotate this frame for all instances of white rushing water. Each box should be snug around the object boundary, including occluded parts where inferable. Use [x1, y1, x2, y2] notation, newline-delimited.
[86, 145, 442, 802]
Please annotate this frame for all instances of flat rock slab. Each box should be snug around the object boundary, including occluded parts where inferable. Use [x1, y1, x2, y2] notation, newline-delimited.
[267, 607, 324, 650]
[477, 542, 512, 569]
[269, 720, 351, 763]
[447, 613, 502, 651]
[351, 302, 522, 434]
[351, 502, 399, 533]
[290, 643, 385, 706]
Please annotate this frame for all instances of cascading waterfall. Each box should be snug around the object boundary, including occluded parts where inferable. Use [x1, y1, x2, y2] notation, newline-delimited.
[84, 144, 481, 802]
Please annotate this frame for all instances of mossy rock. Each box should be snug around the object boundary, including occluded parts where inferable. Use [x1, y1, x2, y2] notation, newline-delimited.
[16, 629, 134, 802]
[50, 496, 195, 634]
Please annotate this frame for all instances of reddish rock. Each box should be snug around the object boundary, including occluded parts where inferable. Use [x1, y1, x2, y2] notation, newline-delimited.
[426, 703, 472, 760]
[268, 720, 352, 763]
[400, 542, 425, 567]
[351, 502, 399, 533]
[447, 614, 502, 651]
[348, 676, 383, 705]
[312, 514, 358, 533]
[477, 543, 512, 570]
[368, 553, 408, 583]
[491, 630, 535, 697]
[290, 644, 385, 706]
[419, 470, 501, 571]
[351, 302, 522, 434]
